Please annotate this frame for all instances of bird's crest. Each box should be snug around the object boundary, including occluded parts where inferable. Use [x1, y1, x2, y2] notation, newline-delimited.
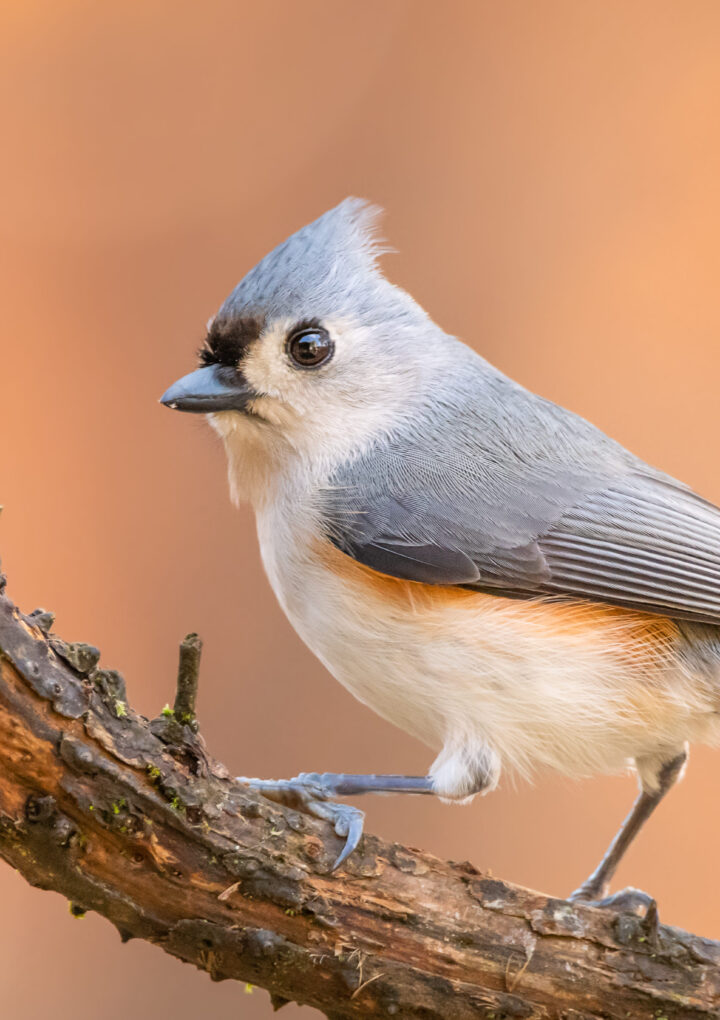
[218, 199, 394, 324]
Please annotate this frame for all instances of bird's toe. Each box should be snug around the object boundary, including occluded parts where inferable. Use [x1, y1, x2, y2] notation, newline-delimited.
[571, 883, 658, 919]
[235, 775, 365, 870]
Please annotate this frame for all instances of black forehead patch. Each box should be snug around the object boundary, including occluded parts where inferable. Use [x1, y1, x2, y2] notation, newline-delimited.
[198, 315, 265, 368]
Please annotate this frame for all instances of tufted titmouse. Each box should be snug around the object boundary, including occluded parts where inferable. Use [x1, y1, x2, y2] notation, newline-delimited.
[161, 199, 719, 904]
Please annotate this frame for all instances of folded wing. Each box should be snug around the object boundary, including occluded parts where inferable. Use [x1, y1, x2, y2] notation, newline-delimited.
[539, 475, 720, 622]
[322, 453, 720, 625]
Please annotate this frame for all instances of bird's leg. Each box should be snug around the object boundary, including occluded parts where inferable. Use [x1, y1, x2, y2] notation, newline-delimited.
[235, 772, 435, 870]
[570, 748, 687, 912]
[293, 773, 436, 795]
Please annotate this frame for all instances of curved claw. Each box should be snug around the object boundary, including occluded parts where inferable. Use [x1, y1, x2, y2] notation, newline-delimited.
[235, 775, 365, 870]
[330, 805, 365, 871]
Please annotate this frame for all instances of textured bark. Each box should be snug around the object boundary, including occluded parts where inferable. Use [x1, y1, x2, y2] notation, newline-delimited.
[0, 577, 718, 1020]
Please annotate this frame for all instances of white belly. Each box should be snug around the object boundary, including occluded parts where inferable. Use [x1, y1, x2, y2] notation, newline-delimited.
[256, 508, 719, 798]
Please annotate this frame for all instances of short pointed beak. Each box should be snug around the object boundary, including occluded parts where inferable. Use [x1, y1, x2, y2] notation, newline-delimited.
[160, 365, 254, 414]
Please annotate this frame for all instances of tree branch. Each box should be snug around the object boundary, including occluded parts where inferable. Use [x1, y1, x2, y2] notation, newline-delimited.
[0, 574, 718, 1019]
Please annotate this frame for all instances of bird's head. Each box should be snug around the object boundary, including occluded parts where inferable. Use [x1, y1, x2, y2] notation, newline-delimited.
[161, 199, 448, 505]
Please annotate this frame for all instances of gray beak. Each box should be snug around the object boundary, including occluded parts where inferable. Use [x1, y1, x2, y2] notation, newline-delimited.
[160, 365, 254, 414]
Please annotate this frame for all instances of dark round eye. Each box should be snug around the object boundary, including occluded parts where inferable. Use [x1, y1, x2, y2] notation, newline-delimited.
[287, 327, 334, 368]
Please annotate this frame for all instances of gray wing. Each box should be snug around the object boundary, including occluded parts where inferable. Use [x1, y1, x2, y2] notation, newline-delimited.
[539, 476, 720, 620]
[320, 368, 720, 625]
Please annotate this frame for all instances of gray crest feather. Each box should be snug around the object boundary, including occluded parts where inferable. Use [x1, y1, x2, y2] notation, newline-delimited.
[218, 198, 423, 328]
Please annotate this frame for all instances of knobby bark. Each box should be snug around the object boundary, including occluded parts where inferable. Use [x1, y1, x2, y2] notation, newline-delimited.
[0, 575, 718, 1019]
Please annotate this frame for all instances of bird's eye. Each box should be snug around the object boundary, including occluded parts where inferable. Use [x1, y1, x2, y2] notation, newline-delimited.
[287, 327, 334, 369]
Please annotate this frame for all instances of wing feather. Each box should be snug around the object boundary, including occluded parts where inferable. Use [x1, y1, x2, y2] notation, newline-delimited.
[537, 477, 720, 620]
[320, 360, 720, 625]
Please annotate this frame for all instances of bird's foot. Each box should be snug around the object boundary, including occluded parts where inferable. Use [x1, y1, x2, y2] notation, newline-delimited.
[235, 772, 365, 870]
[570, 882, 657, 918]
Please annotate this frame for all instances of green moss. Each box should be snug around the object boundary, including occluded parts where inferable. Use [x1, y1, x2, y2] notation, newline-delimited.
[114, 700, 128, 718]
[146, 765, 161, 781]
[161, 704, 174, 718]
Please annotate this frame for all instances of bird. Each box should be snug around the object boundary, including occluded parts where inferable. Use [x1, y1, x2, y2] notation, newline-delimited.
[161, 198, 720, 906]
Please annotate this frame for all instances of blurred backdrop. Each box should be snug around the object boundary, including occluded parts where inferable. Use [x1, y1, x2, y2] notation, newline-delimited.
[2, 1, 720, 1016]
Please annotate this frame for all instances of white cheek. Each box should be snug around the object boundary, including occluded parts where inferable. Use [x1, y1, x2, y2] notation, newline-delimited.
[242, 317, 384, 411]
[246, 396, 302, 429]
[241, 317, 311, 404]
[238, 319, 421, 470]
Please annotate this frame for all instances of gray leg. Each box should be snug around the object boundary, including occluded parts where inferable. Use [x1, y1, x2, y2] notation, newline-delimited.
[292, 773, 435, 796]
[235, 772, 436, 870]
[570, 749, 687, 908]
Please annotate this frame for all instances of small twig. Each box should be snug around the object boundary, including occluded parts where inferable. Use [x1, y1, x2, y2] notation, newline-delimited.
[350, 972, 385, 1000]
[174, 632, 202, 731]
[505, 941, 535, 993]
[218, 880, 242, 902]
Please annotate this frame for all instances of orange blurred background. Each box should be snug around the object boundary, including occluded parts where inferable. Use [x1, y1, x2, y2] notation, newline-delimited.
[2, 1, 720, 1016]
